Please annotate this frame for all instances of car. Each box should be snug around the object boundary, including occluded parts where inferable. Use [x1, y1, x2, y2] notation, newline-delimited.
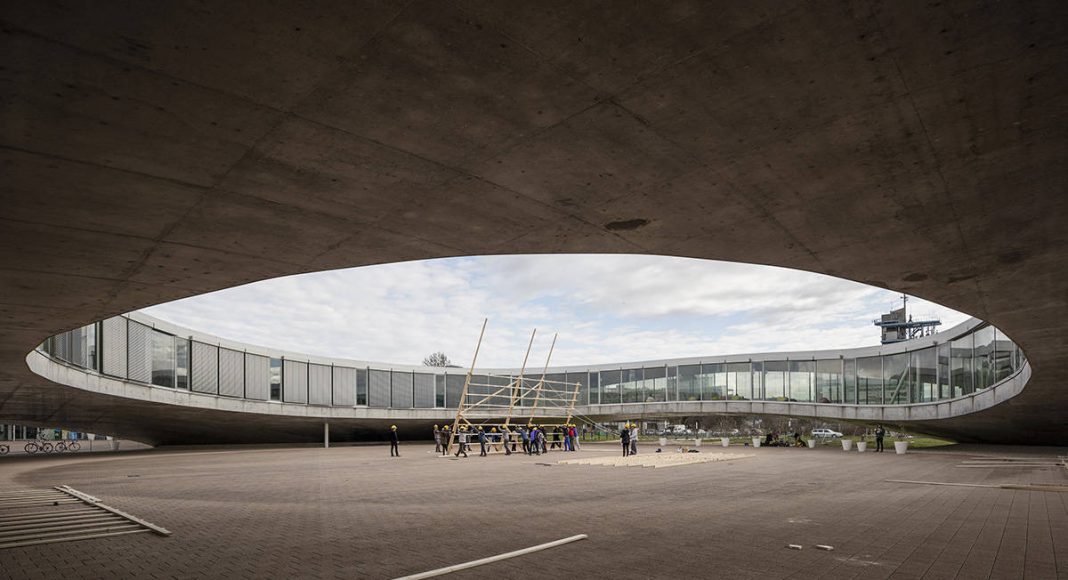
[811, 428, 843, 438]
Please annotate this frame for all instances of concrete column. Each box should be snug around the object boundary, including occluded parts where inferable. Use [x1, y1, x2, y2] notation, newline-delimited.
[324, 422, 330, 449]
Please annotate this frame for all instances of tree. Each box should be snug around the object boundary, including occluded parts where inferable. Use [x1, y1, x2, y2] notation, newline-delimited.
[422, 351, 452, 367]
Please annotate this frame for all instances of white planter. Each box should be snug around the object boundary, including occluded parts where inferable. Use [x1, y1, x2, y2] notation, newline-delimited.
[894, 441, 909, 454]
[752, 437, 762, 448]
[721, 437, 730, 447]
[807, 439, 816, 448]
[841, 439, 853, 451]
[110, 440, 121, 451]
[659, 437, 667, 447]
[856, 441, 867, 452]
[694, 438, 701, 447]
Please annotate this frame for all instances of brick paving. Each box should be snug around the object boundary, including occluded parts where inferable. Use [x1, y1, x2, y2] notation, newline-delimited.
[0, 442, 1065, 579]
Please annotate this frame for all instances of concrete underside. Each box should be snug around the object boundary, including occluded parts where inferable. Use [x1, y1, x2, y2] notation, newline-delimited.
[0, 2, 1066, 444]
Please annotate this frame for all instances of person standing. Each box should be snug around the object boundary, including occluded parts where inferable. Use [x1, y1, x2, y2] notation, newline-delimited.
[491, 427, 501, 453]
[478, 426, 488, 457]
[502, 427, 512, 455]
[571, 424, 581, 451]
[630, 423, 639, 456]
[389, 425, 400, 458]
[875, 425, 886, 452]
[520, 426, 530, 455]
[441, 425, 451, 456]
[621, 425, 631, 457]
[433, 425, 441, 454]
[539, 426, 548, 454]
[562, 425, 571, 452]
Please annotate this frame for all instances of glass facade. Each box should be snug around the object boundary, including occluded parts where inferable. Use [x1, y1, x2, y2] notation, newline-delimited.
[269, 358, 283, 401]
[150, 329, 175, 388]
[38, 317, 1024, 411]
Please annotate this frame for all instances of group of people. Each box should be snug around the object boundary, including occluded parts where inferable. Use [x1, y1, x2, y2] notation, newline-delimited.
[762, 431, 807, 447]
[431, 423, 582, 458]
[620, 422, 639, 456]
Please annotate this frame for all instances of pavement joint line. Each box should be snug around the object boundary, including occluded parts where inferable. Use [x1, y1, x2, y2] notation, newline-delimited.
[886, 480, 1068, 493]
[392, 534, 588, 579]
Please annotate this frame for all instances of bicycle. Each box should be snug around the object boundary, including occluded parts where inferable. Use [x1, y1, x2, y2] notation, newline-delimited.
[0, 444, 8, 455]
[67, 441, 81, 452]
[54, 441, 67, 452]
[24, 434, 54, 454]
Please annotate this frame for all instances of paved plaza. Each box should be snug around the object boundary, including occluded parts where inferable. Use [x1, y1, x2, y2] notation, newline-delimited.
[1, 442, 1066, 579]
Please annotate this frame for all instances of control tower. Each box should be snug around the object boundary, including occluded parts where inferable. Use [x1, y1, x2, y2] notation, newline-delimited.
[874, 294, 941, 344]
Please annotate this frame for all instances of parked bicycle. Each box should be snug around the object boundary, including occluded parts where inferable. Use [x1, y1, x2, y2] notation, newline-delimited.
[0, 444, 8, 455]
[24, 433, 54, 454]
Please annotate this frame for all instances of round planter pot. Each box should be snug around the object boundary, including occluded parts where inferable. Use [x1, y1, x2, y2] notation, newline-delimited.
[841, 439, 853, 451]
[894, 441, 909, 454]
[752, 437, 762, 448]
[694, 438, 702, 447]
[807, 439, 816, 448]
[856, 441, 867, 452]
[721, 437, 730, 447]
[659, 437, 667, 447]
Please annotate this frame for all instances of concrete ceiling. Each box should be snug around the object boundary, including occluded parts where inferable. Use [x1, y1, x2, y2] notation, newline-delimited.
[1, 1, 1065, 442]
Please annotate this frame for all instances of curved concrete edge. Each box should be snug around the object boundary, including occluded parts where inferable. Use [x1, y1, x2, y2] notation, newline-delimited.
[24, 347, 1031, 444]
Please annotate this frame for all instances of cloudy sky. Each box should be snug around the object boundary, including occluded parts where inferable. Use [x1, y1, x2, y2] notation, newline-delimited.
[142, 255, 969, 367]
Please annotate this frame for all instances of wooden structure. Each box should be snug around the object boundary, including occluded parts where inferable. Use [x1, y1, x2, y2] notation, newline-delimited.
[444, 321, 582, 454]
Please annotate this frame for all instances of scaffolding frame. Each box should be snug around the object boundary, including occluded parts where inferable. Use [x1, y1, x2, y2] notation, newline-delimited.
[445, 321, 582, 454]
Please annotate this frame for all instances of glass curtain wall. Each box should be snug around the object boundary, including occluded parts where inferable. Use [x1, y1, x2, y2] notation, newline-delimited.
[883, 352, 910, 404]
[587, 371, 599, 405]
[599, 369, 622, 404]
[789, 361, 815, 402]
[269, 358, 283, 401]
[843, 359, 856, 404]
[815, 359, 841, 403]
[912, 347, 937, 402]
[937, 344, 951, 399]
[150, 329, 175, 388]
[677, 364, 701, 401]
[175, 338, 189, 389]
[764, 361, 787, 400]
[621, 368, 643, 403]
[644, 366, 667, 402]
[972, 325, 996, 390]
[993, 328, 1016, 382]
[726, 362, 751, 399]
[856, 356, 882, 404]
[950, 334, 973, 397]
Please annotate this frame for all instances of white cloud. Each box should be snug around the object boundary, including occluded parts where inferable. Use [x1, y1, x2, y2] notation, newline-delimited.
[142, 255, 971, 367]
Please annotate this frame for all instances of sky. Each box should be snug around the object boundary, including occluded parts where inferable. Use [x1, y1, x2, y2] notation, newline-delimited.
[141, 255, 970, 367]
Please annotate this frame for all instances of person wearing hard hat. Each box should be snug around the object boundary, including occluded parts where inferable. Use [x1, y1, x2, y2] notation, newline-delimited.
[478, 426, 488, 457]
[454, 426, 469, 458]
[433, 425, 442, 454]
[490, 426, 500, 453]
[389, 425, 400, 457]
[501, 426, 512, 456]
[621, 423, 631, 457]
[630, 422, 639, 456]
[440, 425, 451, 456]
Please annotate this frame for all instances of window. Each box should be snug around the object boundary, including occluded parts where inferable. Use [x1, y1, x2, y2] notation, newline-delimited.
[356, 368, 368, 406]
[175, 338, 189, 390]
[789, 360, 815, 402]
[726, 362, 751, 400]
[599, 369, 622, 404]
[912, 348, 937, 402]
[621, 368, 643, 403]
[150, 330, 175, 388]
[882, 352, 909, 404]
[972, 325, 996, 390]
[269, 358, 282, 401]
[843, 359, 856, 404]
[677, 364, 701, 401]
[856, 356, 882, 404]
[815, 359, 841, 403]
[644, 366, 666, 402]
[993, 328, 1016, 382]
[764, 361, 787, 400]
[950, 334, 973, 397]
